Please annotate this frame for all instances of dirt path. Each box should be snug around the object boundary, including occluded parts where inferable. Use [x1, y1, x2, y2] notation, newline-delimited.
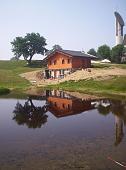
[20, 67, 126, 86]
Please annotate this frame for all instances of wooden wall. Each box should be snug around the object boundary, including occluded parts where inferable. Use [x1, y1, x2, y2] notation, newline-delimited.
[48, 52, 72, 70]
[48, 52, 91, 70]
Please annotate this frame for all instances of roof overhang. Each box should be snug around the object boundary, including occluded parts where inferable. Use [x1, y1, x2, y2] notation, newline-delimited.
[43, 49, 98, 61]
[47, 49, 72, 59]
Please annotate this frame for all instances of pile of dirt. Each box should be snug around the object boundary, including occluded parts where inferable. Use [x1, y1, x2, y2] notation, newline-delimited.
[60, 68, 126, 82]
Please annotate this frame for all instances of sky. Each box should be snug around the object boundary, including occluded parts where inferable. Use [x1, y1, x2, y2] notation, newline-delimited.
[0, 0, 126, 60]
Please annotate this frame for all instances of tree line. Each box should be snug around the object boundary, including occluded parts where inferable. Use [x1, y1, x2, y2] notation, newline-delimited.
[11, 32, 126, 64]
[87, 44, 126, 63]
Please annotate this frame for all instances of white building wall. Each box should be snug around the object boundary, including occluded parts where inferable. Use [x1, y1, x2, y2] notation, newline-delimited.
[116, 36, 124, 45]
[115, 19, 124, 45]
[51, 70, 54, 78]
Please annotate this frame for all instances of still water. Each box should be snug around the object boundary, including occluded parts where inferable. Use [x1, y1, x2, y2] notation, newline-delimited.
[0, 90, 126, 170]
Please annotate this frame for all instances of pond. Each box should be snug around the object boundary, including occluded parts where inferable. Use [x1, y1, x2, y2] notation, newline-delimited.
[0, 90, 126, 170]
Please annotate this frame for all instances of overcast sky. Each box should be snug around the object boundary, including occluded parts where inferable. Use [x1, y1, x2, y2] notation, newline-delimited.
[0, 0, 126, 60]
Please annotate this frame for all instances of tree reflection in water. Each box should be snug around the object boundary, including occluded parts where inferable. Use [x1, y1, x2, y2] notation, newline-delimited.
[13, 97, 48, 129]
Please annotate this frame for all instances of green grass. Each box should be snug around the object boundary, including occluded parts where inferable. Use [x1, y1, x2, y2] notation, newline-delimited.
[47, 76, 126, 96]
[0, 60, 41, 89]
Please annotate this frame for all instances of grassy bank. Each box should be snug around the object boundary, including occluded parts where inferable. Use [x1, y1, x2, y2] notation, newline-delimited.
[0, 87, 10, 95]
[47, 76, 126, 97]
[0, 60, 41, 90]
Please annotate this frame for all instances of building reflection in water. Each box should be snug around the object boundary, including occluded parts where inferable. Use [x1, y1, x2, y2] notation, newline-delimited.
[12, 90, 126, 146]
[110, 100, 126, 146]
[47, 90, 95, 118]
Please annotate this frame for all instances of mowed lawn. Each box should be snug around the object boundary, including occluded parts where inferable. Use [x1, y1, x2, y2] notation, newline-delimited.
[0, 60, 41, 89]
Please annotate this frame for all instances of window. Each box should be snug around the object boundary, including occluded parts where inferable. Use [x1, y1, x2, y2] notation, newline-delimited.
[54, 102, 57, 107]
[62, 59, 65, 64]
[49, 61, 52, 65]
[68, 59, 70, 64]
[62, 103, 65, 108]
[54, 60, 57, 65]
[68, 104, 70, 110]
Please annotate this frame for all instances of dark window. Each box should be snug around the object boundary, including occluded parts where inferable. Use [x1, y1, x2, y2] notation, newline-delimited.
[49, 61, 52, 65]
[62, 59, 65, 64]
[121, 26, 123, 36]
[62, 103, 65, 108]
[116, 20, 118, 36]
[68, 104, 70, 110]
[54, 60, 57, 65]
[68, 59, 70, 64]
[54, 102, 57, 107]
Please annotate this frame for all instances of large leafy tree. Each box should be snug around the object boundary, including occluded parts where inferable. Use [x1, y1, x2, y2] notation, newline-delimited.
[97, 45, 111, 60]
[11, 33, 47, 64]
[111, 44, 125, 63]
[87, 48, 97, 56]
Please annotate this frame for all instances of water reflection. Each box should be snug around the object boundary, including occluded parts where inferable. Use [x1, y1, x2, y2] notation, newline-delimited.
[96, 100, 111, 116]
[110, 100, 126, 146]
[47, 90, 95, 117]
[12, 90, 126, 146]
[93, 99, 126, 146]
[13, 97, 48, 129]
[114, 116, 124, 146]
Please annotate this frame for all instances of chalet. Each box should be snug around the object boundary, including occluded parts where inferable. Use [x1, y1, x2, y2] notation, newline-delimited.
[44, 49, 97, 79]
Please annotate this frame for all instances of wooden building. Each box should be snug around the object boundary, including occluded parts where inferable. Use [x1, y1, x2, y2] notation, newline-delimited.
[44, 49, 96, 79]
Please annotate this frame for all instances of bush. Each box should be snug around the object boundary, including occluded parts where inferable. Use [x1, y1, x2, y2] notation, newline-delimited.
[0, 88, 10, 95]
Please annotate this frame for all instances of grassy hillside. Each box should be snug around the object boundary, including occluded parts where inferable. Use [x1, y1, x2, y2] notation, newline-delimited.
[0, 60, 41, 89]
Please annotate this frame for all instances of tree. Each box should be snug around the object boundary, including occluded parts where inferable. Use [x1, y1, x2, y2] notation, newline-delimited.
[87, 48, 97, 56]
[10, 56, 19, 61]
[52, 44, 62, 50]
[111, 44, 124, 63]
[97, 45, 111, 60]
[123, 46, 126, 55]
[45, 44, 62, 56]
[11, 33, 47, 65]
